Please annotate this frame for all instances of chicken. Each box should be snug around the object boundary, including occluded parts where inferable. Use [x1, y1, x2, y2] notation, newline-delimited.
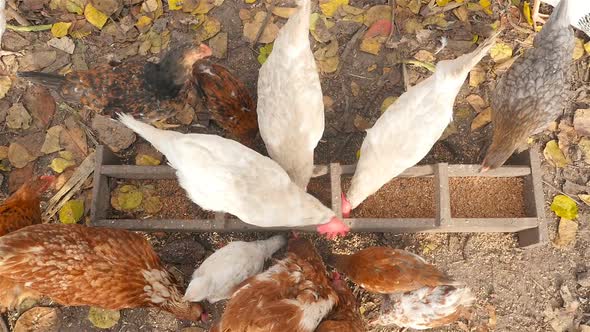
[211, 237, 338, 332]
[0, 277, 40, 313]
[117, 114, 349, 239]
[316, 272, 366, 332]
[0, 224, 203, 321]
[341, 33, 499, 217]
[329, 247, 473, 329]
[532, 0, 589, 35]
[17, 44, 212, 126]
[0, 175, 54, 237]
[257, 0, 324, 189]
[192, 60, 258, 147]
[482, 0, 574, 171]
[184, 235, 286, 303]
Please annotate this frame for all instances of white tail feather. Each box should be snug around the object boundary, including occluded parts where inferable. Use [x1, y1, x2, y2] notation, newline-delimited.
[117, 113, 181, 156]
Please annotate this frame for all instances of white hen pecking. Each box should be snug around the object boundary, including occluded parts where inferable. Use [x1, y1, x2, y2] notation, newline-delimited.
[341, 33, 499, 217]
[184, 235, 286, 303]
[532, 0, 590, 35]
[257, 0, 324, 190]
[118, 114, 349, 239]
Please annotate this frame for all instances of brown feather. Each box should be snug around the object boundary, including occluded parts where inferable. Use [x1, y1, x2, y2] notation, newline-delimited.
[329, 247, 456, 293]
[316, 277, 365, 332]
[0, 224, 202, 320]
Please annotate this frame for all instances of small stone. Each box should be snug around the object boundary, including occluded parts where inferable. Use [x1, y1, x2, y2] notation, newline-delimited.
[175, 104, 194, 125]
[91, 114, 136, 152]
[18, 49, 57, 71]
[562, 180, 589, 195]
[578, 272, 590, 288]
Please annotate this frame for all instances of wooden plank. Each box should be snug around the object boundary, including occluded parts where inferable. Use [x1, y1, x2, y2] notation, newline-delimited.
[340, 164, 434, 177]
[447, 165, 530, 177]
[344, 218, 436, 232]
[434, 163, 450, 227]
[90, 146, 107, 223]
[437, 218, 539, 233]
[101, 165, 177, 179]
[330, 163, 343, 217]
[93, 218, 318, 232]
[518, 149, 547, 247]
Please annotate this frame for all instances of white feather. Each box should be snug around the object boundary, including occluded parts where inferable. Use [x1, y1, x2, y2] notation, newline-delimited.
[184, 235, 286, 303]
[346, 34, 498, 210]
[257, 0, 324, 189]
[117, 113, 335, 228]
[540, 0, 590, 35]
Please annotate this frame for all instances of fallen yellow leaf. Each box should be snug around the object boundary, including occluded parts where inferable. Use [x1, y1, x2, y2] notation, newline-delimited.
[573, 38, 585, 60]
[523, 1, 533, 26]
[135, 15, 153, 32]
[51, 22, 72, 38]
[585, 41, 590, 55]
[59, 199, 84, 224]
[479, 0, 492, 15]
[364, 5, 391, 27]
[257, 43, 273, 64]
[470, 107, 492, 131]
[489, 42, 513, 63]
[436, 0, 449, 6]
[320, 0, 349, 17]
[84, 3, 109, 29]
[578, 194, 590, 206]
[168, 0, 182, 10]
[272, 6, 296, 18]
[0, 76, 11, 100]
[543, 140, 569, 168]
[88, 308, 120, 329]
[50, 157, 75, 173]
[381, 96, 397, 113]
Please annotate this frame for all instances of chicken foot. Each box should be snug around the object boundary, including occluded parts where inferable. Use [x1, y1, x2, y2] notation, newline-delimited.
[531, 0, 549, 30]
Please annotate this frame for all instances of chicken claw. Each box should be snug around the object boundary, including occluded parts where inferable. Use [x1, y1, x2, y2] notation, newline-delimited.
[317, 217, 350, 240]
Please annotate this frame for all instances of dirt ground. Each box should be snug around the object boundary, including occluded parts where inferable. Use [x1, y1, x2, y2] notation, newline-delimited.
[0, 0, 589, 331]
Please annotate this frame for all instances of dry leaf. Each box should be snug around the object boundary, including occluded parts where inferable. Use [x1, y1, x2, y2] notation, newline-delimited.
[319, 0, 348, 17]
[414, 50, 435, 63]
[523, 1, 533, 26]
[543, 140, 568, 168]
[14, 307, 61, 332]
[272, 6, 296, 18]
[0, 146, 7, 160]
[51, 22, 72, 37]
[23, 86, 56, 128]
[50, 158, 76, 173]
[470, 107, 492, 131]
[91, 114, 135, 152]
[168, 0, 182, 10]
[8, 143, 36, 168]
[553, 218, 578, 248]
[310, 13, 334, 43]
[243, 13, 279, 44]
[578, 194, 590, 206]
[47, 37, 76, 54]
[364, 5, 391, 27]
[489, 42, 512, 63]
[585, 41, 590, 55]
[135, 15, 153, 33]
[84, 3, 109, 29]
[353, 115, 371, 131]
[209, 32, 228, 58]
[6, 103, 32, 129]
[143, 196, 163, 214]
[136, 154, 161, 166]
[317, 56, 339, 73]
[111, 184, 143, 211]
[41, 125, 63, 154]
[465, 94, 487, 113]
[61, 116, 88, 161]
[257, 43, 273, 64]
[196, 16, 221, 42]
[573, 38, 585, 60]
[579, 137, 590, 164]
[88, 307, 120, 329]
[0, 76, 11, 99]
[573, 108, 590, 136]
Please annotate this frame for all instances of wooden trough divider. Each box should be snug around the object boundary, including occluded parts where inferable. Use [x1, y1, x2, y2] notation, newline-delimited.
[90, 146, 547, 248]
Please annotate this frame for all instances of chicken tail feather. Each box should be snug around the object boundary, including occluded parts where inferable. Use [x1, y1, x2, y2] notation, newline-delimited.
[117, 113, 181, 156]
[17, 71, 65, 90]
[436, 30, 500, 79]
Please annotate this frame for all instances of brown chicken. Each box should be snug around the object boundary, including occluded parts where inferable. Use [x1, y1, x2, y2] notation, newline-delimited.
[192, 61, 258, 147]
[481, 0, 574, 171]
[0, 175, 54, 237]
[0, 277, 40, 313]
[17, 44, 212, 124]
[329, 247, 473, 329]
[316, 272, 365, 332]
[211, 237, 338, 332]
[0, 224, 203, 321]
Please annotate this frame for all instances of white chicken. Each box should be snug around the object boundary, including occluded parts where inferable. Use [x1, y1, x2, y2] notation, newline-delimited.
[184, 235, 286, 303]
[532, 0, 590, 35]
[257, 0, 324, 190]
[341, 33, 499, 217]
[118, 114, 349, 239]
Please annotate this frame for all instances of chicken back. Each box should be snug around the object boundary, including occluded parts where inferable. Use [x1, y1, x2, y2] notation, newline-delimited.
[212, 237, 338, 332]
[17, 44, 212, 120]
[0, 224, 203, 321]
[192, 60, 258, 147]
[0, 175, 54, 237]
[482, 0, 574, 171]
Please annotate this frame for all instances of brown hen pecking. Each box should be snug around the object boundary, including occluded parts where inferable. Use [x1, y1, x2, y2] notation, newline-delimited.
[0, 224, 203, 321]
[211, 237, 338, 332]
[329, 247, 473, 329]
[482, 0, 574, 171]
[17, 44, 212, 124]
[191, 61, 258, 147]
[0, 175, 54, 237]
[316, 272, 366, 332]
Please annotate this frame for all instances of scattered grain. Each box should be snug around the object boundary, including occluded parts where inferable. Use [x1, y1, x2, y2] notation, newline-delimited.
[307, 175, 331, 207]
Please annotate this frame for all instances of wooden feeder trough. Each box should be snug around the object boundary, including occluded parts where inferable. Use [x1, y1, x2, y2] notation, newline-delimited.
[90, 146, 547, 248]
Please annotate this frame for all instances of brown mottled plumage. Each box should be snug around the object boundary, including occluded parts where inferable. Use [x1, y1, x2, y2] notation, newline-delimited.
[0, 224, 203, 321]
[316, 273, 366, 332]
[17, 44, 212, 120]
[212, 238, 338, 332]
[0, 277, 40, 312]
[0, 175, 54, 237]
[328, 247, 457, 294]
[482, 0, 574, 171]
[192, 60, 258, 147]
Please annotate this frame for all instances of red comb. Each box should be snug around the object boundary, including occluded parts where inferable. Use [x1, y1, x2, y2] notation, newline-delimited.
[331, 271, 341, 281]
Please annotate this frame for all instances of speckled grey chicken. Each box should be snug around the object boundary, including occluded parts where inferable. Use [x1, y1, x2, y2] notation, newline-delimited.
[482, 0, 574, 171]
[532, 0, 590, 35]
